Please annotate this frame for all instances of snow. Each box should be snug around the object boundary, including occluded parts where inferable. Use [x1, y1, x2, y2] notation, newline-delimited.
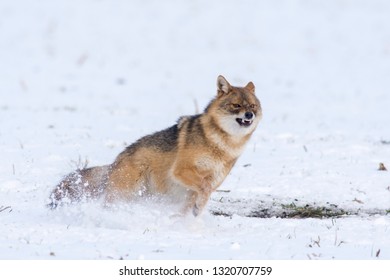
[1, 0, 390, 260]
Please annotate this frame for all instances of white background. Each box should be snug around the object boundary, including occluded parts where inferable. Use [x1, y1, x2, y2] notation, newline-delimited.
[1, 0, 389, 260]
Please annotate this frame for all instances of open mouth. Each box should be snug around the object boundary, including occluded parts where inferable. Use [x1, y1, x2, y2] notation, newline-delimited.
[236, 118, 253, 127]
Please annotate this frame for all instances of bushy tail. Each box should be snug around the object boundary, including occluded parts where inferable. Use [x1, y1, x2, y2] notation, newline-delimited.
[48, 165, 110, 208]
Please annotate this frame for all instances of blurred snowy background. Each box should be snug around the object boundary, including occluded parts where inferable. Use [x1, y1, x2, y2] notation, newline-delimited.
[1, 0, 389, 259]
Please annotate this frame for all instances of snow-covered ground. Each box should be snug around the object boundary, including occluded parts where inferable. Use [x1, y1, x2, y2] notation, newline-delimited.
[1, 0, 389, 259]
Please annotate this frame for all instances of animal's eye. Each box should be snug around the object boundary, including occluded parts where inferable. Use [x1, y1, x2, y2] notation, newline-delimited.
[250, 104, 256, 109]
[232, 103, 241, 108]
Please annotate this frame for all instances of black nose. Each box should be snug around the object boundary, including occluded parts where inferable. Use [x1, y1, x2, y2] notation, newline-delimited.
[245, 112, 254, 119]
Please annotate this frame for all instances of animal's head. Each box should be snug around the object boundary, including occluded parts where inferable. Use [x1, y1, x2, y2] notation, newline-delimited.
[206, 75, 262, 137]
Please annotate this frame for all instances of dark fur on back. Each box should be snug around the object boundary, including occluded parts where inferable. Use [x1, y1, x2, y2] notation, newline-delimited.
[123, 124, 179, 155]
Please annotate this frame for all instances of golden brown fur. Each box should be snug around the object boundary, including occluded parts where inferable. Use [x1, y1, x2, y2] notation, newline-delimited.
[50, 75, 262, 216]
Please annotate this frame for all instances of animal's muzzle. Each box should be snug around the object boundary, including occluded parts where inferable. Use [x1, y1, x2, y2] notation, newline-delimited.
[244, 112, 254, 120]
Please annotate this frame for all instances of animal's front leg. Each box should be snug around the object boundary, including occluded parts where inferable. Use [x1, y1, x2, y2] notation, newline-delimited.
[173, 166, 212, 216]
[192, 179, 213, 216]
[180, 190, 197, 215]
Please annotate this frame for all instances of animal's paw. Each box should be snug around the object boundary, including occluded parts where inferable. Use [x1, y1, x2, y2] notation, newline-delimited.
[192, 204, 200, 217]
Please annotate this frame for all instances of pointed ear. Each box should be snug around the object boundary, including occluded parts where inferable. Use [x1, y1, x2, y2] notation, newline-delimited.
[217, 75, 231, 96]
[245, 81, 255, 94]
